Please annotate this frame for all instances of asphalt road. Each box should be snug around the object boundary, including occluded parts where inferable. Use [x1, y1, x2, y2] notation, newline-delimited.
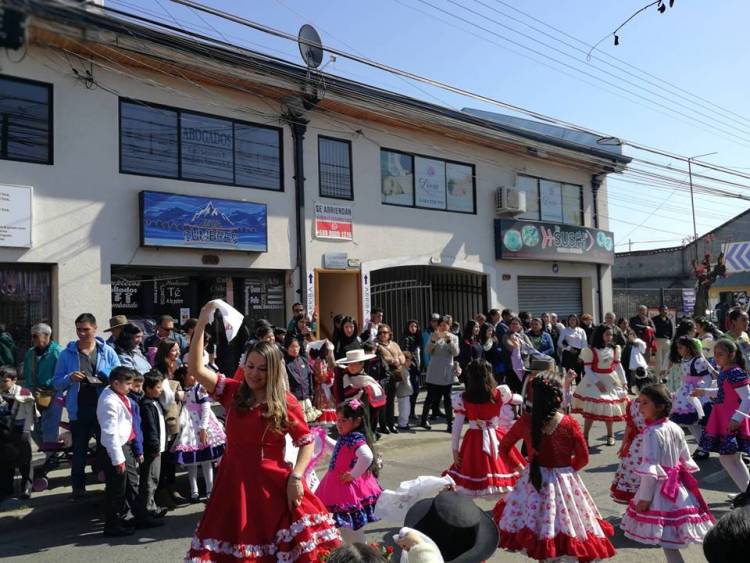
[0, 406, 734, 562]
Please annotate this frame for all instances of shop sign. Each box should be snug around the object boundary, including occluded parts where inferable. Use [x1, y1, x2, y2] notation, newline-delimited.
[111, 280, 141, 310]
[414, 157, 446, 209]
[314, 202, 353, 241]
[154, 279, 189, 306]
[140, 191, 267, 252]
[0, 184, 32, 248]
[323, 252, 348, 270]
[495, 219, 615, 265]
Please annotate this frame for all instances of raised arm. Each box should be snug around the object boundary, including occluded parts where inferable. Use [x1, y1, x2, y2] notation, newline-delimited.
[189, 305, 219, 394]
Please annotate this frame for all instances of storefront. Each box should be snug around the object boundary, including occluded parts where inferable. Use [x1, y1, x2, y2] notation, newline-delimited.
[111, 267, 286, 329]
[495, 218, 615, 319]
[0, 263, 52, 362]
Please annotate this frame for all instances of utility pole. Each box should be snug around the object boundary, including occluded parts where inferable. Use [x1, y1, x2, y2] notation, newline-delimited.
[687, 152, 717, 261]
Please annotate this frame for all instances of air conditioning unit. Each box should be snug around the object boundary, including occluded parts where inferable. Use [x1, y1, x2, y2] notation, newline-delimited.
[495, 187, 526, 216]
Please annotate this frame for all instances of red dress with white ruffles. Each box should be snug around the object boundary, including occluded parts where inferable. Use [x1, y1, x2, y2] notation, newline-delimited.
[610, 399, 647, 504]
[186, 375, 341, 562]
[493, 413, 616, 562]
[444, 388, 525, 496]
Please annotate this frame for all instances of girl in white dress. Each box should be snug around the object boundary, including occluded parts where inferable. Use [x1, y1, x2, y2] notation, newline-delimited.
[571, 325, 628, 446]
[621, 384, 715, 563]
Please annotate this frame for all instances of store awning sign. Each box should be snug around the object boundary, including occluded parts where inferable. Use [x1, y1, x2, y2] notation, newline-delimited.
[314, 202, 353, 241]
[0, 184, 32, 248]
[495, 219, 614, 264]
[140, 191, 267, 252]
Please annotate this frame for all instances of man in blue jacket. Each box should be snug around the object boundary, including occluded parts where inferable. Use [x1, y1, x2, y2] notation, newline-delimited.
[54, 313, 120, 500]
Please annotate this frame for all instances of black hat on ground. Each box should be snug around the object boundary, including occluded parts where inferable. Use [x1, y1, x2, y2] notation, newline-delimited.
[404, 491, 498, 563]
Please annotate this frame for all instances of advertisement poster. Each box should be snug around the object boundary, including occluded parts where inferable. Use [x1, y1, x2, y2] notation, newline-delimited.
[495, 219, 615, 264]
[140, 191, 267, 252]
[446, 163, 474, 213]
[111, 280, 141, 311]
[314, 202, 353, 241]
[0, 184, 32, 248]
[180, 113, 233, 183]
[540, 180, 564, 222]
[381, 150, 414, 206]
[414, 156, 446, 209]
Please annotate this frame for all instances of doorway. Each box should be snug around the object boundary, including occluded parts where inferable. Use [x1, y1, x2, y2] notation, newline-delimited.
[316, 269, 361, 340]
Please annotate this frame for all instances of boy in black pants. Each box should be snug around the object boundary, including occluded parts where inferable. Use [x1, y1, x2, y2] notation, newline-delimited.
[96, 367, 141, 536]
[138, 371, 167, 523]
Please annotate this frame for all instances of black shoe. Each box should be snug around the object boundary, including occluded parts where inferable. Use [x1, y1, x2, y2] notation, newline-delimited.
[69, 489, 86, 502]
[150, 507, 169, 518]
[375, 432, 382, 441]
[103, 525, 135, 537]
[20, 480, 31, 500]
[692, 449, 710, 461]
[446, 424, 453, 434]
[380, 427, 391, 435]
[398, 425, 411, 431]
[189, 494, 201, 504]
[420, 420, 432, 430]
[135, 517, 165, 529]
[731, 491, 750, 509]
[389, 426, 399, 434]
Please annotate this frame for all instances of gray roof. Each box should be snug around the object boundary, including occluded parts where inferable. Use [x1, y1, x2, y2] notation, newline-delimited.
[463, 108, 627, 159]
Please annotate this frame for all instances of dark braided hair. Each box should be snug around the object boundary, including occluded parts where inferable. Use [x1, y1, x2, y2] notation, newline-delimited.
[530, 371, 564, 492]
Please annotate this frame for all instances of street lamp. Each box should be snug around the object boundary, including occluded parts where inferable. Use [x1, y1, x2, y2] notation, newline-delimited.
[687, 151, 718, 260]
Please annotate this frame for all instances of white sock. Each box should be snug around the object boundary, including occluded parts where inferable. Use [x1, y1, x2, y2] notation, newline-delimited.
[201, 462, 214, 495]
[663, 548, 684, 563]
[187, 465, 199, 496]
[339, 527, 366, 545]
[719, 454, 750, 491]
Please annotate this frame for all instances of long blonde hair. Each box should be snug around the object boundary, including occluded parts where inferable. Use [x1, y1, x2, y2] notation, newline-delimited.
[234, 341, 290, 434]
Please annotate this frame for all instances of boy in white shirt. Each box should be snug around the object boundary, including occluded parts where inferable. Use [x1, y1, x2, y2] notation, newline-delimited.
[96, 366, 139, 537]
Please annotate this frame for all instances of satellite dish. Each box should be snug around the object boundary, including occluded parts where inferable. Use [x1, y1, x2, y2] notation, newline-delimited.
[298, 24, 323, 69]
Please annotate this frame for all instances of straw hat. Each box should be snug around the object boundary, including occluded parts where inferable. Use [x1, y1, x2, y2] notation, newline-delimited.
[104, 315, 129, 332]
[335, 348, 377, 365]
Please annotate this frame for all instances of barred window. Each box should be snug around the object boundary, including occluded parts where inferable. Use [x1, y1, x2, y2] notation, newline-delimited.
[0, 75, 52, 164]
[318, 136, 352, 200]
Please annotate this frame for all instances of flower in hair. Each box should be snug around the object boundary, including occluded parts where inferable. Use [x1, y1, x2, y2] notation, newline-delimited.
[349, 398, 362, 410]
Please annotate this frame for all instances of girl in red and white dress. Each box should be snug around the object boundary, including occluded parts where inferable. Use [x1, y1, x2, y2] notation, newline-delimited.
[445, 360, 525, 496]
[185, 306, 341, 562]
[621, 384, 715, 563]
[572, 324, 628, 447]
[494, 371, 616, 562]
[610, 374, 654, 504]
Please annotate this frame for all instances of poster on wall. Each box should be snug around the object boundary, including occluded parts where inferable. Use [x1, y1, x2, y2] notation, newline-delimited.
[180, 113, 234, 183]
[0, 185, 32, 248]
[414, 157, 446, 209]
[314, 202, 353, 241]
[140, 191, 267, 252]
[111, 280, 142, 311]
[540, 180, 563, 222]
[446, 163, 474, 212]
[381, 150, 414, 206]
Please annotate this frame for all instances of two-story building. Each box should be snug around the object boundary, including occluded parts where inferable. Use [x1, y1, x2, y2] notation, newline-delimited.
[0, 0, 629, 343]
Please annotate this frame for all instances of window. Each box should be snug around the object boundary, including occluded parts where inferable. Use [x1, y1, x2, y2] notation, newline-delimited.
[0, 75, 52, 164]
[318, 136, 352, 199]
[516, 175, 583, 226]
[380, 148, 475, 214]
[119, 99, 282, 190]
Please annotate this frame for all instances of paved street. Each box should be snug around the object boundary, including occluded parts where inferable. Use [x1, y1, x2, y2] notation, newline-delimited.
[0, 404, 733, 563]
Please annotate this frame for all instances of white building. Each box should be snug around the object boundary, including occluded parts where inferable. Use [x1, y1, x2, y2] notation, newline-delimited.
[0, 1, 629, 344]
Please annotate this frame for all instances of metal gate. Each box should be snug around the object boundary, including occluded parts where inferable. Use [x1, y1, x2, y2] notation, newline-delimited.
[518, 276, 583, 319]
[613, 288, 688, 320]
[370, 266, 487, 342]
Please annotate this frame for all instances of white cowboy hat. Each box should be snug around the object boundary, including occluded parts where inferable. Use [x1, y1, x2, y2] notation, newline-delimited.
[335, 348, 377, 365]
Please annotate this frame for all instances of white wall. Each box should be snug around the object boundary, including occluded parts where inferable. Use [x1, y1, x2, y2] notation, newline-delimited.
[0, 49, 297, 341]
[0, 46, 615, 341]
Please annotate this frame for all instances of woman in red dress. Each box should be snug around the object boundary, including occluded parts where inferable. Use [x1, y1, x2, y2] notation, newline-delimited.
[186, 305, 341, 562]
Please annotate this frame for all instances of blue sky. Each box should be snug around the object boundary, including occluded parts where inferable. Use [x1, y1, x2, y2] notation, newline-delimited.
[115, 0, 750, 251]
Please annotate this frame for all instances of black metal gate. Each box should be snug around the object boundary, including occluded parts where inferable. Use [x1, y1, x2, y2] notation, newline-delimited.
[371, 266, 487, 342]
